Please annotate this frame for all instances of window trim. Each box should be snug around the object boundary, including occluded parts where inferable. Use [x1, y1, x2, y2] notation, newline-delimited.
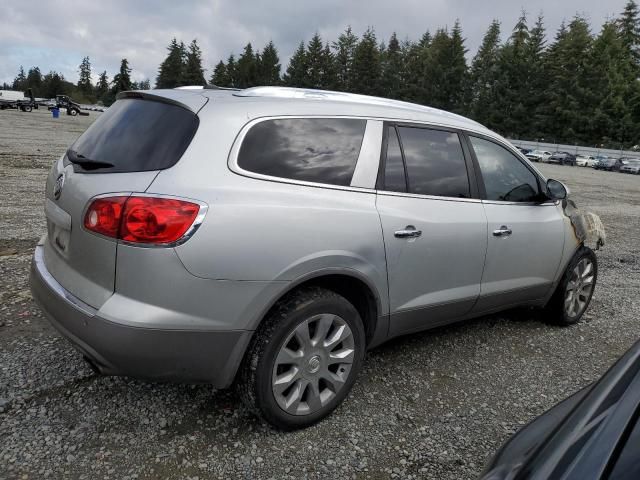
[376, 121, 480, 201]
[462, 132, 556, 206]
[229, 115, 374, 193]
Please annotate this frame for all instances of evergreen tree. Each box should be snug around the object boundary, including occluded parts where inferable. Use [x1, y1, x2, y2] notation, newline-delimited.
[447, 20, 469, 112]
[95, 71, 109, 99]
[183, 39, 206, 85]
[26, 67, 43, 97]
[258, 41, 281, 85]
[543, 17, 593, 143]
[112, 58, 132, 93]
[332, 26, 358, 91]
[226, 55, 237, 87]
[306, 33, 326, 88]
[283, 42, 308, 87]
[469, 20, 502, 126]
[380, 33, 403, 99]
[211, 61, 230, 86]
[13, 66, 27, 90]
[77, 56, 93, 95]
[236, 43, 258, 88]
[138, 79, 151, 90]
[351, 28, 382, 96]
[156, 38, 186, 88]
[618, 0, 640, 67]
[41, 71, 65, 98]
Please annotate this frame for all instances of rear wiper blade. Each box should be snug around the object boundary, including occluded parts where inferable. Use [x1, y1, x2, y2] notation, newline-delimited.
[66, 149, 114, 169]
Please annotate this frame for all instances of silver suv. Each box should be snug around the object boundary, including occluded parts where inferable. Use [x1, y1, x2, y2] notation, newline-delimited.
[31, 86, 599, 429]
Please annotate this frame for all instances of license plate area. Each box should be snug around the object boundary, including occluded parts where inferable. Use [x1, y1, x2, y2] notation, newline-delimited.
[45, 199, 72, 256]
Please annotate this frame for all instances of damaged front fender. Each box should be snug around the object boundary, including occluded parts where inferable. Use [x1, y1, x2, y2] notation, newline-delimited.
[562, 198, 606, 250]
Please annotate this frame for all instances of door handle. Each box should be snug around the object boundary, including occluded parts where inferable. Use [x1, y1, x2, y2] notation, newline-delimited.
[493, 225, 513, 237]
[394, 226, 422, 238]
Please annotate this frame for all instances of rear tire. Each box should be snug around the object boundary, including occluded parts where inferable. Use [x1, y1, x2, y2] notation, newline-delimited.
[237, 287, 366, 430]
[544, 246, 597, 326]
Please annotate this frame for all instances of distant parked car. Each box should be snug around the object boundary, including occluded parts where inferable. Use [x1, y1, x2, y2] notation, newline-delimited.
[526, 150, 552, 162]
[482, 338, 640, 480]
[619, 158, 640, 174]
[576, 154, 598, 167]
[516, 146, 531, 155]
[595, 158, 625, 171]
[548, 152, 577, 166]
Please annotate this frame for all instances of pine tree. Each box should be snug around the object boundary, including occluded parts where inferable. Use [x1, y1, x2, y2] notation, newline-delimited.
[156, 38, 186, 88]
[351, 27, 382, 96]
[332, 27, 358, 91]
[283, 42, 308, 87]
[182, 39, 206, 85]
[112, 58, 132, 93]
[13, 66, 27, 90]
[469, 20, 501, 126]
[447, 20, 469, 113]
[542, 17, 593, 143]
[77, 56, 93, 96]
[380, 33, 403, 98]
[618, 0, 640, 67]
[306, 33, 326, 88]
[26, 67, 43, 97]
[258, 41, 281, 85]
[95, 71, 109, 100]
[41, 71, 65, 98]
[211, 61, 230, 86]
[226, 55, 237, 87]
[138, 79, 151, 90]
[236, 43, 258, 88]
[524, 14, 547, 137]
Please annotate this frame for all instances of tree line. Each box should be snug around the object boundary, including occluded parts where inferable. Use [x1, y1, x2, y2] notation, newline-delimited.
[6, 1, 640, 147]
[6, 57, 150, 106]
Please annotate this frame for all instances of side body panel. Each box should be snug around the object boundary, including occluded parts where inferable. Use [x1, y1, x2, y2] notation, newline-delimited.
[376, 195, 487, 336]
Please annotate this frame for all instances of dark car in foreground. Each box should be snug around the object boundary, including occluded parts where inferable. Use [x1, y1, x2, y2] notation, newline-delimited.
[595, 158, 624, 171]
[482, 339, 640, 480]
[548, 152, 577, 166]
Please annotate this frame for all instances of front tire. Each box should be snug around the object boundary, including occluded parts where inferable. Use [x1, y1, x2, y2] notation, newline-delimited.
[544, 246, 597, 326]
[237, 287, 366, 430]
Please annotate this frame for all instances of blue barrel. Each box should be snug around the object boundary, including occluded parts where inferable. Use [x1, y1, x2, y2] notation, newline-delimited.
[52, 108, 59, 118]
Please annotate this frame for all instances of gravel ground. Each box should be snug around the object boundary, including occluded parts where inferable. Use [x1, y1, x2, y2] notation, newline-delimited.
[1, 108, 639, 480]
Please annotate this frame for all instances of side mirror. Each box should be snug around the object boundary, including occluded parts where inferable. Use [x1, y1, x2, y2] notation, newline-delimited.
[547, 178, 568, 200]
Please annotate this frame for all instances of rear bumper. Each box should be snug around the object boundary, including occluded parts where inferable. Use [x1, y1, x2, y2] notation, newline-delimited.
[30, 245, 252, 387]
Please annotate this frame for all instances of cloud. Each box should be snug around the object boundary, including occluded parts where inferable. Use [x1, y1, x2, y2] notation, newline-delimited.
[0, 0, 624, 86]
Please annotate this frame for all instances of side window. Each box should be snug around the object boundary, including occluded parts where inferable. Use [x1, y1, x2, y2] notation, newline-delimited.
[383, 127, 407, 192]
[397, 127, 470, 198]
[237, 118, 366, 186]
[469, 136, 541, 202]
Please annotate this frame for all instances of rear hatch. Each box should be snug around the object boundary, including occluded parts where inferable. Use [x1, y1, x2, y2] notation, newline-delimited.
[43, 92, 204, 308]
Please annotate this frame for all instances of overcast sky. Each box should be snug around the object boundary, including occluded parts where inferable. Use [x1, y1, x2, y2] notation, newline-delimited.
[0, 0, 628, 86]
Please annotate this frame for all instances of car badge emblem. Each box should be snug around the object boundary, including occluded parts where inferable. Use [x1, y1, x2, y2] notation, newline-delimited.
[54, 173, 65, 200]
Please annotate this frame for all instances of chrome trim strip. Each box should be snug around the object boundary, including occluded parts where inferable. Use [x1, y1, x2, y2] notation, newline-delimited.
[350, 120, 383, 189]
[34, 245, 97, 317]
[375, 190, 483, 204]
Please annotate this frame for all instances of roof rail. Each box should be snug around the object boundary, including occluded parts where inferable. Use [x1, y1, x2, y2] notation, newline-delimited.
[233, 86, 480, 124]
[204, 84, 241, 91]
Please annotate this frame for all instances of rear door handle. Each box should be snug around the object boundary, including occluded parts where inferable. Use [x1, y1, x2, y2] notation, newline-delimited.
[394, 226, 422, 238]
[492, 225, 513, 237]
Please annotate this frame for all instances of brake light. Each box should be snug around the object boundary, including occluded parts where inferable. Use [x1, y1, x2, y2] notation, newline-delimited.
[84, 196, 202, 245]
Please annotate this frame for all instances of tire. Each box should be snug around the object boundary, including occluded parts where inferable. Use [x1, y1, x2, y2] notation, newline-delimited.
[544, 246, 597, 326]
[237, 286, 366, 430]
[69, 108, 78, 116]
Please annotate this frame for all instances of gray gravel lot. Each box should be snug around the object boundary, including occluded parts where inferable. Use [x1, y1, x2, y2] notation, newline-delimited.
[1, 108, 639, 479]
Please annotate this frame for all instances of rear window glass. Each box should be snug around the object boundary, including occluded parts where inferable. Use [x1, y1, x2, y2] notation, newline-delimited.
[68, 98, 199, 173]
[237, 118, 366, 186]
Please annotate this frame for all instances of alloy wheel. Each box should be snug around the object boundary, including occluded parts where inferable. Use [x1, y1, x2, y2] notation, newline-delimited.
[564, 258, 595, 318]
[272, 314, 355, 416]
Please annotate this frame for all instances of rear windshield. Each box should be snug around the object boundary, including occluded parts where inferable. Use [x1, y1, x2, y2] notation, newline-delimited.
[68, 98, 199, 173]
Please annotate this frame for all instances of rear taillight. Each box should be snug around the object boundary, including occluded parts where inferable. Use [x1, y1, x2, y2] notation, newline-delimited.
[84, 196, 202, 245]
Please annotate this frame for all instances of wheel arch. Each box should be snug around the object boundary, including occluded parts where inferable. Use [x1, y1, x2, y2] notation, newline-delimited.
[249, 269, 387, 348]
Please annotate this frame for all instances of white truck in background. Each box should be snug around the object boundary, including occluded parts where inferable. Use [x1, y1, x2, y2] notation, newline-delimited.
[0, 89, 37, 112]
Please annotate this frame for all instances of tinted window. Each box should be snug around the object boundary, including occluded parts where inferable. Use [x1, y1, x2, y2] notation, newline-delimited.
[238, 118, 366, 186]
[383, 127, 406, 192]
[397, 127, 470, 198]
[470, 136, 541, 202]
[69, 98, 199, 173]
